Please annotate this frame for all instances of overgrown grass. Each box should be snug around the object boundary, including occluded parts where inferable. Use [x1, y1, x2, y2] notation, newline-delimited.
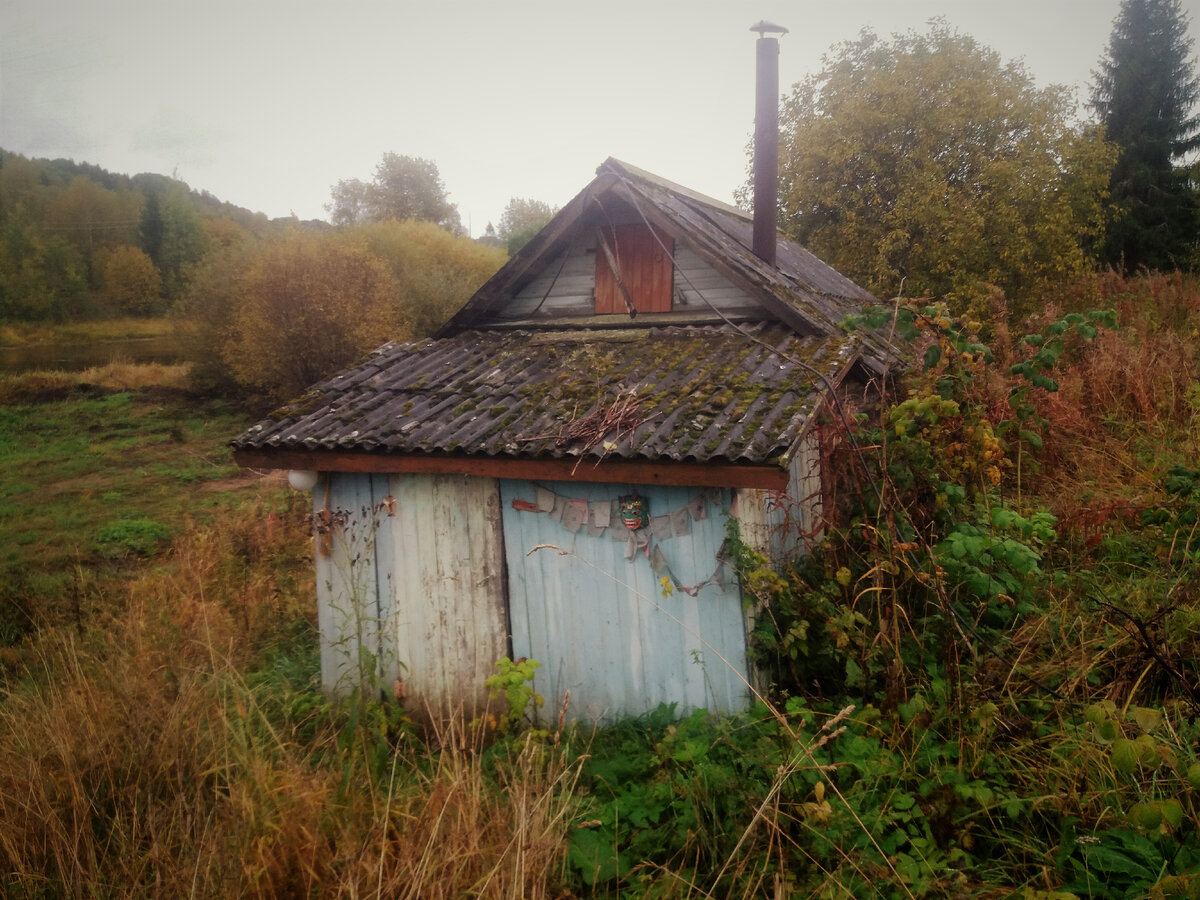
[0, 316, 179, 347]
[0, 369, 247, 640]
[0, 501, 585, 898]
[0, 377, 588, 897]
[4, 275, 1200, 897]
[0, 360, 192, 404]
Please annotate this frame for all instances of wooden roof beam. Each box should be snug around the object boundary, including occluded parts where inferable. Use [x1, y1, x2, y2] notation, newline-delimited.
[233, 449, 789, 490]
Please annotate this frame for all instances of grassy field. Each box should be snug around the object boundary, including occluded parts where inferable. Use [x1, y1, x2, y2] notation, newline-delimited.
[2, 276, 1200, 898]
[0, 367, 258, 643]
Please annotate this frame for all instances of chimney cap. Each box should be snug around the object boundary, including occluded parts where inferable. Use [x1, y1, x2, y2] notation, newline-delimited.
[750, 20, 788, 37]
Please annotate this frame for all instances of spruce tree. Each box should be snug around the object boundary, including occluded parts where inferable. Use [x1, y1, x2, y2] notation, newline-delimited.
[1092, 0, 1200, 271]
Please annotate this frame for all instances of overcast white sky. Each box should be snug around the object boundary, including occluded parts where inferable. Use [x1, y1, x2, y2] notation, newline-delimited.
[2, 0, 1198, 233]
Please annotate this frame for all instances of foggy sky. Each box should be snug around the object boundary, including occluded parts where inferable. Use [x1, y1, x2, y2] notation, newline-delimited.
[3, 0, 1195, 232]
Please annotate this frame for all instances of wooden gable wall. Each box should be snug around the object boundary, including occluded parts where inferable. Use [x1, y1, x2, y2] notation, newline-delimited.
[490, 239, 766, 323]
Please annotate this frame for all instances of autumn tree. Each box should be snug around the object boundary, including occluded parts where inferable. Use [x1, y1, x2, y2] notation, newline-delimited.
[44, 176, 142, 284]
[100, 245, 162, 315]
[176, 238, 257, 395]
[772, 22, 1117, 317]
[0, 156, 89, 320]
[327, 154, 462, 233]
[496, 197, 558, 253]
[1092, 0, 1200, 271]
[0, 226, 87, 322]
[202, 231, 407, 403]
[355, 219, 505, 336]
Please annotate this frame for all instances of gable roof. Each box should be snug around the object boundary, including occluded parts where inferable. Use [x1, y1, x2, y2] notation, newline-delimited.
[233, 160, 890, 488]
[438, 158, 877, 343]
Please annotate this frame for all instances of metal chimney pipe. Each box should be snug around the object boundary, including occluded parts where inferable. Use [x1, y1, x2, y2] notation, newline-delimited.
[751, 21, 787, 266]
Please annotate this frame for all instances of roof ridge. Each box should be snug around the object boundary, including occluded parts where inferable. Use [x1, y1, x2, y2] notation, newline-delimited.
[599, 158, 751, 222]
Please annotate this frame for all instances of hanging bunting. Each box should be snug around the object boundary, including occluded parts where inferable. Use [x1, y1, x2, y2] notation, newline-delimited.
[511, 484, 731, 599]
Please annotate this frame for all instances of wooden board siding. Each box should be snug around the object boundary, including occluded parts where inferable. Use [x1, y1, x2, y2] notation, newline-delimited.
[734, 431, 824, 568]
[499, 479, 750, 723]
[315, 472, 509, 720]
[386, 473, 509, 720]
[670, 246, 767, 317]
[314, 473, 394, 696]
[503, 248, 596, 318]
[498, 242, 760, 322]
[733, 433, 823, 695]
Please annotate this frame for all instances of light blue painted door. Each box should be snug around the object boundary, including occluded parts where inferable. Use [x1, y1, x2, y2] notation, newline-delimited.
[499, 480, 749, 723]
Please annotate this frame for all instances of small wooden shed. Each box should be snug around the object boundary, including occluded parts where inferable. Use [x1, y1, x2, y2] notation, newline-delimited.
[233, 159, 888, 723]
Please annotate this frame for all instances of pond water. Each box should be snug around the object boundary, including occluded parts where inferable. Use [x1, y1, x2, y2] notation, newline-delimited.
[0, 335, 187, 374]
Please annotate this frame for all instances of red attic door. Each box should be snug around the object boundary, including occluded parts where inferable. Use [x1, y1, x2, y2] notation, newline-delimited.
[594, 224, 674, 314]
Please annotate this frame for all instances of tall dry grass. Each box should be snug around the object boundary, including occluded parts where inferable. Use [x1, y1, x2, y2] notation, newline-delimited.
[0, 501, 583, 898]
[79, 359, 192, 392]
[0, 360, 191, 404]
[1023, 272, 1200, 509]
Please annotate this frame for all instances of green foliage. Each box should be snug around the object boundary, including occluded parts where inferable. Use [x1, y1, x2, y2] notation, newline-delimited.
[771, 21, 1117, 318]
[136, 176, 212, 299]
[6, 283, 1200, 896]
[936, 505, 1057, 621]
[568, 704, 791, 890]
[0, 221, 89, 322]
[0, 149, 283, 325]
[497, 197, 558, 254]
[44, 175, 143, 280]
[1091, 0, 1200, 271]
[94, 518, 170, 557]
[0, 388, 246, 638]
[1005, 310, 1118, 469]
[1050, 701, 1200, 898]
[1141, 465, 1200, 564]
[737, 301, 1115, 704]
[327, 153, 462, 233]
[482, 656, 544, 737]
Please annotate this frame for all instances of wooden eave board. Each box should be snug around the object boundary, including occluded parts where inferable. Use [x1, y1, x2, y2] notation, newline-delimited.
[232, 448, 790, 490]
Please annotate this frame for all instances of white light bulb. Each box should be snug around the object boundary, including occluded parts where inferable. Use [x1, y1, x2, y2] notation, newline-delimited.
[287, 469, 319, 491]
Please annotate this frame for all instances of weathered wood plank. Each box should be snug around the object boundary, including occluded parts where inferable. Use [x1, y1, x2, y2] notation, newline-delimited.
[315, 473, 389, 695]
[386, 474, 509, 721]
[234, 449, 789, 490]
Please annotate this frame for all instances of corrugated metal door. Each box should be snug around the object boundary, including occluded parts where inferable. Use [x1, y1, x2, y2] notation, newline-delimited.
[500, 479, 749, 724]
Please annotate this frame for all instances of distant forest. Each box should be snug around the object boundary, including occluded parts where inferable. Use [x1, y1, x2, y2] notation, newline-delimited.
[0, 150, 514, 404]
[0, 149, 324, 323]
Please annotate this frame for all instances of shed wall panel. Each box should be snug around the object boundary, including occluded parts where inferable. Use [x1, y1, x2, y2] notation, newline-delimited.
[734, 432, 822, 567]
[500, 480, 749, 723]
[386, 473, 509, 720]
[315, 473, 508, 718]
[315, 473, 394, 695]
[732, 434, 822, 694]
